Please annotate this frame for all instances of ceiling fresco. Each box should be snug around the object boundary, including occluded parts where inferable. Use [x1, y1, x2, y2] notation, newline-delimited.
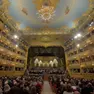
[8, 0, 89, 29]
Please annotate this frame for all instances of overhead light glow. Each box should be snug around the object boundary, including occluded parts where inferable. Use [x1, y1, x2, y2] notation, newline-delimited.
[77, 44, 80, 48]
[77, 33, 82, 37]
[14, 35, 19, 39]
[16, 45, 18, 48]
[74, 33, 82, 39]
[74, 35, 77, 39]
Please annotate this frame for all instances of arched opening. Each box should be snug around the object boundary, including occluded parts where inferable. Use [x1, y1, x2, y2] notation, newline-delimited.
[27, 46, 66, 69]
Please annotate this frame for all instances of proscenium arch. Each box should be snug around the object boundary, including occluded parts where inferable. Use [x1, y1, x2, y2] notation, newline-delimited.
[27, 46, 66, 69]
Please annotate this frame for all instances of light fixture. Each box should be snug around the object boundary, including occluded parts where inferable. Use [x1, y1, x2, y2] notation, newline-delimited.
[16, 45, 18, 48]
[74, 35, 77, 39]
[36, 5, 55, 23]
[74, 33, 82, 39]
[77, 44, 80, 48]
[77, 34, 82, 37]
[14, 35, 19, 39]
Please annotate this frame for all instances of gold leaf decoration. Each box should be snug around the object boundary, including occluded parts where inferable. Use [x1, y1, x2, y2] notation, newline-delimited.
[33, 0, 59, 10]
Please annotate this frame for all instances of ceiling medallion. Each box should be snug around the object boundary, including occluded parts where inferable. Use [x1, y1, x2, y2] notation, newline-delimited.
[36, 1, 56, 23]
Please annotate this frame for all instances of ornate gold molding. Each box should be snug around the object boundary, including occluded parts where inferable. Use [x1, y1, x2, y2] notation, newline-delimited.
[1, 0, 10, 10]
[33, 0, 60, 10]
[0, 0, 93, 32]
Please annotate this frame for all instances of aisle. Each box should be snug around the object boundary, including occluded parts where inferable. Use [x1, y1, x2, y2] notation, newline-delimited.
[41, 81, 55, 94]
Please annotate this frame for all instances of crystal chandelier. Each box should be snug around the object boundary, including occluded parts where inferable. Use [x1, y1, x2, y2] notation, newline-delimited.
[36, 5, 55, 23]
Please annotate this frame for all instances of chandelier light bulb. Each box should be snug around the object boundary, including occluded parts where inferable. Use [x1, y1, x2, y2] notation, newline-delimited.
[14, 35, 19, 39]
[16, 45, 18, 48]
[77, 33, 82, 37]
[74, 35, 77, 39]
[77, 44, 80, 48]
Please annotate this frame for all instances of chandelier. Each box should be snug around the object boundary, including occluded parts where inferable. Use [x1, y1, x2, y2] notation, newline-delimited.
[36, 5, 55, 23]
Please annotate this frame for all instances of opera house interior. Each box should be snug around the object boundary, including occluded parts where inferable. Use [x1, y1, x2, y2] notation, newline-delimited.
[0, 0, 94, 94]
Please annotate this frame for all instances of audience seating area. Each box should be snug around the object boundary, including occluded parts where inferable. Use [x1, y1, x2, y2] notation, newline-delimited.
[0, 68, 94, 94]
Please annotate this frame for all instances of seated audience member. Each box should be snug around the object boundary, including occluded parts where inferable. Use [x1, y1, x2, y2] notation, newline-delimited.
[74, 91, 80, 94]
[0, 80, 3, 94]
[0, 68, 94, 94]
[63, 84, 73, 94]
[4, 81, 10, 94]
[7, 86, 29, 94]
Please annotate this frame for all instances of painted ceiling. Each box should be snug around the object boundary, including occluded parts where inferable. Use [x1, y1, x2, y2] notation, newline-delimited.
[8, 0, 89, 29]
